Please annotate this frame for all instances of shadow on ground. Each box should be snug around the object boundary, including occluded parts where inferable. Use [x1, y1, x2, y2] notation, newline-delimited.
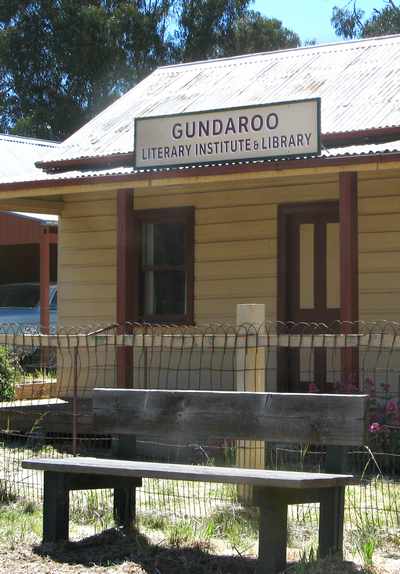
[34, 528, 371, 574]
[34, 528, 256, 573]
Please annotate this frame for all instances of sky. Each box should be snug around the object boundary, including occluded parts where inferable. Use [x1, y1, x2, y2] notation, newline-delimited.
[253, 0, 387, 44]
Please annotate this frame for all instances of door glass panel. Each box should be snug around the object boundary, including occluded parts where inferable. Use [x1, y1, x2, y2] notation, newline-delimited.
[326, 223, 340, 309]
[299, 224, 314, 309]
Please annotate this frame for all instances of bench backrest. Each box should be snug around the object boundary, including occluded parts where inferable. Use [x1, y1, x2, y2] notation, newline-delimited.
[93, 389, 368, 446]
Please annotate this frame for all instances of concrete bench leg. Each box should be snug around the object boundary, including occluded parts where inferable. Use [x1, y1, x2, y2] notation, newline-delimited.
[43, 472, 69, 543]
[319, 486, 345, 559]
[114, 485, 136, 529]
[256, 500, 288, 574]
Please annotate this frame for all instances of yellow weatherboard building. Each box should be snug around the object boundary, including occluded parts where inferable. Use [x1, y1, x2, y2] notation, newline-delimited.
[1, 35, 400, 392]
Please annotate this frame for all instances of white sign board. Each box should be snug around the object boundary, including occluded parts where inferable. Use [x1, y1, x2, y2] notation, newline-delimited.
[134, 98, 320, 169]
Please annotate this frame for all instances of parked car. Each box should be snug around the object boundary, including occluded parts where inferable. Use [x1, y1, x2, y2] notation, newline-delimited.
[0, 282, 57, 331]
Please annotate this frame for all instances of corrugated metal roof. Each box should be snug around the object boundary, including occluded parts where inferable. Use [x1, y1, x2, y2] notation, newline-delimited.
[1, 138, 399, 187]
[0, 134, 58, 179]
[40, 35, 400, 166]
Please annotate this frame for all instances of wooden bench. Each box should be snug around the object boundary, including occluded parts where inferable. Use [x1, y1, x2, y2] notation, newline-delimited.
[22, 389, 368, 574]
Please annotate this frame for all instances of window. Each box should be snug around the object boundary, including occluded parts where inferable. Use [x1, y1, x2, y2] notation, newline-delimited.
[135, 207, 194, 324]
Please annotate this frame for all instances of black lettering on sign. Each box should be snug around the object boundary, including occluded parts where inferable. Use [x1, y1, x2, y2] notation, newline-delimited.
[186, 122, 195, 138]
[266, 113, 278, 130]
[251, 115, 263, 131]
[213, 119, 223, 135]
[199, 121, 209, 137]
[225, 117, 236, 134]
[238, 116, 248, 133]
[172, 123, 182, 139]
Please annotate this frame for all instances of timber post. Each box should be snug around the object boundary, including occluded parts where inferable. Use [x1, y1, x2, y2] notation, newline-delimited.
[236, 303, 266, 500]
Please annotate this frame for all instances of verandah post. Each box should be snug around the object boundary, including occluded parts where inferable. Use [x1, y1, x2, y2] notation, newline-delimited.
[40, 225, 57, 368]
[116, 188, 136, 388]
[236, 303, 266, 500]
[339, 172, 359, 389]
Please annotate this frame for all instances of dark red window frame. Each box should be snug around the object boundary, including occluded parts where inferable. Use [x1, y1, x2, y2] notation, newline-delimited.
[133, 206, 194, 324]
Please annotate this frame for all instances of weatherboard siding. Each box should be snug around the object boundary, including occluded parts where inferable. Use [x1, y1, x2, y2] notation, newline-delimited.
[57, 173, 400, 328]
[54, 172, 400, 396]
[134, 173, 338, 323]
[58, 191, 117, 328]
[359, 174, 400, 321]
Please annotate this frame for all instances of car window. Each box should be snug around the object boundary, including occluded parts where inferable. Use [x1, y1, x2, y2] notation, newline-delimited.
[0, 284, 40, 307]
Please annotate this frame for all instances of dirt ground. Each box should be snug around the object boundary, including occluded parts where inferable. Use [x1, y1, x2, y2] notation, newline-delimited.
[0, 527, 397, 574]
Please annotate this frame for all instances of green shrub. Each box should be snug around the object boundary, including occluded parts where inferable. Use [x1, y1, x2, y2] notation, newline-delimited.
[0, 346, 21, 401]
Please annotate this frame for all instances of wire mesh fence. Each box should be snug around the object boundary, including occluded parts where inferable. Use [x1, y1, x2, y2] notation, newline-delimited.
[0, 320, 400, 533]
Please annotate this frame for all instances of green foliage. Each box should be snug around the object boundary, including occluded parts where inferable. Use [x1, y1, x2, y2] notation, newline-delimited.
[347, 508, 379, 570]
[332, 0, 400, 39]
[203, 506, 258, 553]
[225, 10, 300, 56]
[174, 1, 299, 61]
[0, 1, 300, 140]
[165, 520, 196, 547]
[0, 346, 21, 401]
[70, 489, 113, 532]
[0, 0, 174, 140]
[0, 501, 42, 549]
[139, 513, 168, 531]
[291, 546, 318, 573]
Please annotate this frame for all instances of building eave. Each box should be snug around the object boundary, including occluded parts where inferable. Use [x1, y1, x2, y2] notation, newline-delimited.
[1, 151, 400, 199]
[35, 126, 400, 173]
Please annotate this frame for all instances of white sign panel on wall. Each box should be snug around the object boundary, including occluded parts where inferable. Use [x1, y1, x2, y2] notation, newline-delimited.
[134, 98, 321, 169]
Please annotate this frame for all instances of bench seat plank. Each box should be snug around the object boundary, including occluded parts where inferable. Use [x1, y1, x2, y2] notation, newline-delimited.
[22, 457, 356, 488]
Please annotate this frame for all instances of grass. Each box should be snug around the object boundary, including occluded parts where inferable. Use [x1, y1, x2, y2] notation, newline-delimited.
[0, 440, 399, 572]
[0, 499, 392, 573]
[0, 492, 396, 573]
[0, 500, 42, 549]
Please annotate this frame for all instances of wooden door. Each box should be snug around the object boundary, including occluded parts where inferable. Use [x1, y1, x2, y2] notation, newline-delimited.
[278, 202, 340, 392]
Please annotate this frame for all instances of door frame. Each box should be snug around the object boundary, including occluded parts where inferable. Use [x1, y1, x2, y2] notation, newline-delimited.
[277, 201, 340, 392]
[277, 201, 340, 324]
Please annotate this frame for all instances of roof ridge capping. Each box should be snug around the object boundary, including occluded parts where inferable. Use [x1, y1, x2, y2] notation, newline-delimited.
[156, 33, 400, 70]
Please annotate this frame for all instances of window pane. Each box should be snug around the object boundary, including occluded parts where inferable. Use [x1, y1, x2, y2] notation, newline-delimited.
[143, 222, 185, 266]
[299, 224, 314, 309]
[144, 270, 186, 316]
[326, 223, 340, 309]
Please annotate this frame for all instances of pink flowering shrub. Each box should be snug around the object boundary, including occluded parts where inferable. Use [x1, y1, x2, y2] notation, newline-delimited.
[308, 383, 319, 393]
[306, 376, 400, 452]
[363, 378, 400, 452]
